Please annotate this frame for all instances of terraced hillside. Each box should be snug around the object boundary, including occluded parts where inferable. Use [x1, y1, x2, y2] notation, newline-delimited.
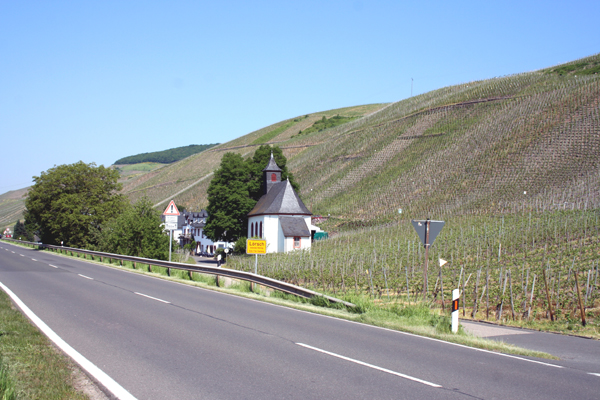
[119, 103, 388, 209]
[0, 188, 28, 231]
[136, 54, 599, 227]
[287, 55, 600, 225]
[2, 54, 598, 231]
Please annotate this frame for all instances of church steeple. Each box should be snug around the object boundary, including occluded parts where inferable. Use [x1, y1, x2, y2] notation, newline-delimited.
[263, 152, 282, 195]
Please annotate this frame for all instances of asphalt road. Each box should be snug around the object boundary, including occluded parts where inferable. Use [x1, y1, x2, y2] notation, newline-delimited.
[1, 242, 599, 399]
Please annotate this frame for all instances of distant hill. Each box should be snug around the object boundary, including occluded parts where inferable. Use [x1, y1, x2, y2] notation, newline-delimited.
[114, 144, 219, 165]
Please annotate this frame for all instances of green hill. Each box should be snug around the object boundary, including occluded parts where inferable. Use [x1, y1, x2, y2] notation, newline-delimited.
[114, 144, 219, 165]
[2, 54, 599, 231]
[119, 54, 599, 226]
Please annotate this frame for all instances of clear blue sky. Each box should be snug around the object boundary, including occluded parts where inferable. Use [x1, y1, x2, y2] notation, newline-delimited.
[1, 1, 598, 193]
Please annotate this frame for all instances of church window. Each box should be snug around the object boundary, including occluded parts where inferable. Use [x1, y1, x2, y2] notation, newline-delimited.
[259, 221, 263, 238]
[251, 223, 254, 237]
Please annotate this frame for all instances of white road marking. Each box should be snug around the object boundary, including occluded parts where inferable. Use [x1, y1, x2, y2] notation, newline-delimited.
[296, 343, 442, 388]
[31, 259, 37, 261]
[0, 281, 137, 400]
[49, 264, 58, 268]
[78, 274, 93, 280]
[589, 373, 600, 377]
[134, 292, 171, 304]
[19, 254, 24, 257]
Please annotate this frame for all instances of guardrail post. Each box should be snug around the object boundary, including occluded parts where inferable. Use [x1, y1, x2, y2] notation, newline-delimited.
[452, 288, 459, 333]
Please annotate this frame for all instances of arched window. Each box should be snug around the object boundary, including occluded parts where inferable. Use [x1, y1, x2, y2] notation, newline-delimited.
[251, 223, 254, 237]
[271, 173, 277, 182]
[259, 221, 263, 238]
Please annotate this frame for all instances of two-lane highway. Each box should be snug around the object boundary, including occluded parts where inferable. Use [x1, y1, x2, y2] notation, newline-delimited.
[1, 242, 599, 399]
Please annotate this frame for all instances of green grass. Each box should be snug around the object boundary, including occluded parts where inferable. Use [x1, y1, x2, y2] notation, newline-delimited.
[251, 120, 299, 145]
[0, 288, 88, 399]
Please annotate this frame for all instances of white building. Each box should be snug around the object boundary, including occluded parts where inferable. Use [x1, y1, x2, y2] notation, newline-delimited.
[164, 209, 231, 255]
[247, 154, 321, 253]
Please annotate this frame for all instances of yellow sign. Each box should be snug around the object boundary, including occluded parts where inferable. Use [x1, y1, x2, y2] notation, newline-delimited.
[246, 239, 267, 255]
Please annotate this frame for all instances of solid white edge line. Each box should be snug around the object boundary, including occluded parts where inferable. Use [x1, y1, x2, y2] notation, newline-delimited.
[296, 343, 442, 388]
[78, 274, 93, 280]
[134, 292, 171, 304]
[0, 281, 137, 400]
[296, 310, 565, 369]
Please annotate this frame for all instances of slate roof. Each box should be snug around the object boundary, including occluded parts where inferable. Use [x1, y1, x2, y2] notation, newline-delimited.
[279, 216, 310, 237]
[248, 180, 311, 217]
[263, 154, 282, 172]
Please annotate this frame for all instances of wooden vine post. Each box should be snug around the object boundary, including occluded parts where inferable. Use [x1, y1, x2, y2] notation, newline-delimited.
[574, 269, 587, 326]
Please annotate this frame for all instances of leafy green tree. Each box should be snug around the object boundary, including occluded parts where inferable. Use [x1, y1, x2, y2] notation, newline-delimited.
[24, 161, 126, 248]
[204, 153, 255, 242]
[247, 145, 299, 202]
[95, 197, 170, 260]
[13, 220, 31, 241]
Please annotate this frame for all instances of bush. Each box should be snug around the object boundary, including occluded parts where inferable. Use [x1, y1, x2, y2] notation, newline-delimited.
[233, 237, 247, 254]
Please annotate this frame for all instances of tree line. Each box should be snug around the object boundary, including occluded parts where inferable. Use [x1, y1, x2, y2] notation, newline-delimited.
[114, 143, 219, 165]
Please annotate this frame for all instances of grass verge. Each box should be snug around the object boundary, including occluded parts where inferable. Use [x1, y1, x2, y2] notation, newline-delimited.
[0, 287, 88, 399]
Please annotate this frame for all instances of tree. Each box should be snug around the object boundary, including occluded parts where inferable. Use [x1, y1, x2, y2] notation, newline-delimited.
[24, 161, 127, 248]
[247, 145, 299, 202]
[204, 153, 255, 242]
[95, 197, 170, 260]
[13, 220, 32, 241]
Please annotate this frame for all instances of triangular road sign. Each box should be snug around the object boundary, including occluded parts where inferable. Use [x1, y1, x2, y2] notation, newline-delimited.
[411, 219, 445, 247]
[163, 200, 180, 216]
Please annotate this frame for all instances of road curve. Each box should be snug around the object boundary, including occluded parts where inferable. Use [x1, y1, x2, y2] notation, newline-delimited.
[1, 242, 598, 399]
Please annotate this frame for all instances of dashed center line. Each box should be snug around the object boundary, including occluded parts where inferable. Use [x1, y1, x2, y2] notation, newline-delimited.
[134, 292, 171, 304]
[31, 259, 37, 261]
[49, 264, 58, 268]
[296, 343, 442, 388]
[589, 373, 600, 377]
[78, 274, 93, 280]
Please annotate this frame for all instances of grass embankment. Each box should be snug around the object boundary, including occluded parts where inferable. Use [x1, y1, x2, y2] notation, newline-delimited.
[0, 286, 88, 399]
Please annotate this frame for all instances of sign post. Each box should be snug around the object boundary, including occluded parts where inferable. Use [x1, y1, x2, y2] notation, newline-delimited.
[247, 239, 267, 292]
[163, 200, 180, 262]
[411, 219, 445, 301]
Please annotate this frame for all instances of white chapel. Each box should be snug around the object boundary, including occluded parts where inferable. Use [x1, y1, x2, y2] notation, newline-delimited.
[247, 154, 321, 253]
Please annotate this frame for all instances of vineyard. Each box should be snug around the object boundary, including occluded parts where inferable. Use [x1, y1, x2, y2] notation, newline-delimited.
[228, 209, 600, 334]
[1, 53, 599, 334]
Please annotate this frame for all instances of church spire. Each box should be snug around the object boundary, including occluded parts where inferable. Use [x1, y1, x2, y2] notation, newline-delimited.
[263, 152, 282, 195]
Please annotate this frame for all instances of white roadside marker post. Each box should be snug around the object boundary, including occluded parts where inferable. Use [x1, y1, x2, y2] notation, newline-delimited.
[452, 288, 459, 333]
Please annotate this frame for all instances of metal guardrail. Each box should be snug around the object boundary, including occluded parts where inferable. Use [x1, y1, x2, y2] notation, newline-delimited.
[2, 239, 355, 308]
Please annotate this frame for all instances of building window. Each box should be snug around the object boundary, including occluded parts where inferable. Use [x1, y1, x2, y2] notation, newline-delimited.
[294, 237, 301, 249]
[271, 173, 277, 182]
[259, 221, 263, 238]
[251, 223, 254, 237]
